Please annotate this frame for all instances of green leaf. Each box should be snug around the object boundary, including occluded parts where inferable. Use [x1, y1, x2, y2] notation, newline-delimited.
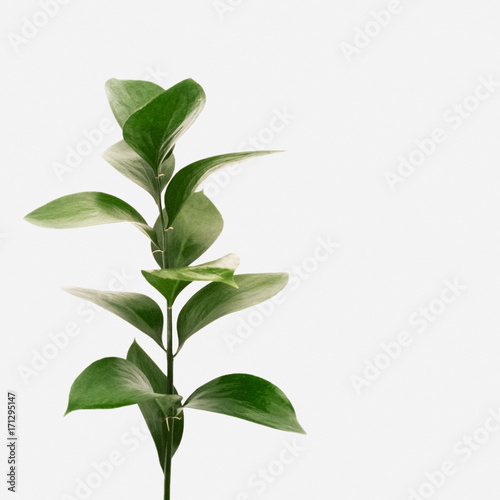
[166, 192, 223, 268]
[150, 192, 222, 268]
[176, 273, 288, 353]
[103, 140, 175, 201]
[123, 79, 205, 170]
[127, 341, 184, 464]
[105, 79, 164, 128]
[65, 357, 182, 415]
[151, 192, 223, 268]
[24, 192, 158, 244]
[142, 253, 240, 305]
[184, 374, 305, 434]
[165, 151, 279, 223]
[63, 287, 164, 350]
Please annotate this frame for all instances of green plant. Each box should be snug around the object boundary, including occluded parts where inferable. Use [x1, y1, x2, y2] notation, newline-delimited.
[25, 78, 305, 499]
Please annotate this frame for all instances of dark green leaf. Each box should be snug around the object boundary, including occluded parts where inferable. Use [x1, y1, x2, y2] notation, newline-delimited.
[166, 192, 223, 268]
[142, 253, 240, 305]
[184, 374, 305, 434]
[123, 79, 205, 170]
[127, 341, 184, 464]
[165, 151, 279, 223]
[105, 79, 164, 128]
[63, 287, 164, 349]
[176, 273, 288, 352]
[65, 357, 182, 415]
[24, 192, 158, 244]
[103, 141, 175, 201]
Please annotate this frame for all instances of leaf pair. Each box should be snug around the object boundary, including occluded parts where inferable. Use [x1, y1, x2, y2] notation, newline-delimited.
[66, 342, 183, 464]
[106, 78, 205, 171]
[64, 269, 289, 355]
[66, 342, 304, 470]
[25, 152, 275, 253]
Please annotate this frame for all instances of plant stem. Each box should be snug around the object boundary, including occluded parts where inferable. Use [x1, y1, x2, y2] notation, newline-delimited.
[157, 177, 175, 500]
[164, 305, 174, 500]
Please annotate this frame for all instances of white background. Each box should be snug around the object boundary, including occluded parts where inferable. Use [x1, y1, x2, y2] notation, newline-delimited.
[3, 1, 500, 499]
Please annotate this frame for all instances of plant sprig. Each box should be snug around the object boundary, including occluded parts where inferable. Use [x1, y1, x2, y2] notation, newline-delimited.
[25, 78, 305, 500]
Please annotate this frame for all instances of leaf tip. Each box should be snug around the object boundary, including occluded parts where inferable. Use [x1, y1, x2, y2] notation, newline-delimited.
[295, 423, 307, 435]
[101, 145, 112, 161]
[227, 278, 239, 289]
[280, 272, 290, 284]
[126, 339, 139, 359]
[23, 211, 36, 225]
[104, 78, 114, 88]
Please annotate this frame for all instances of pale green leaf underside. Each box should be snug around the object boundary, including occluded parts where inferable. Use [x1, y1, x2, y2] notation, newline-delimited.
[142, 253, 240, 305]
[63, 287, 164, 349]
[103, 140, 175, 200]
[24, 192, 157, 244]
[165, 151, 279, 223]
[65, 357, 182, 415]
[105, 79, 164, 128]
[184, 373, 305, 434]
[176, 273, 288, 353]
